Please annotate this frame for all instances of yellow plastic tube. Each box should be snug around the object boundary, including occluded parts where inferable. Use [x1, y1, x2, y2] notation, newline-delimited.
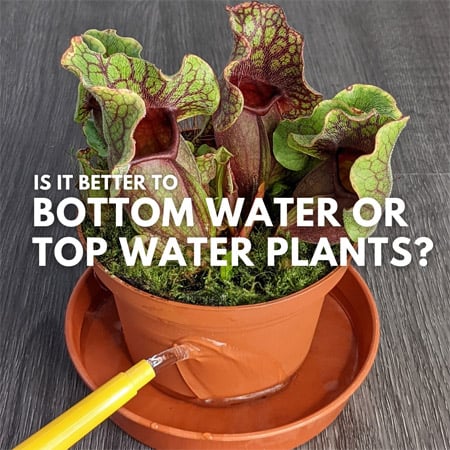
[15, 360, 155, 450]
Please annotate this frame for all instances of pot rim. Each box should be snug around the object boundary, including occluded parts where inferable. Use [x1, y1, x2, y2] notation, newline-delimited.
[79, 223, 350, 311]
[93, 257, 348, 312]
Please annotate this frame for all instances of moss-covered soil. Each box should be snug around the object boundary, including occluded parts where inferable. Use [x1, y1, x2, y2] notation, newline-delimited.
[83, 217, 338, 306]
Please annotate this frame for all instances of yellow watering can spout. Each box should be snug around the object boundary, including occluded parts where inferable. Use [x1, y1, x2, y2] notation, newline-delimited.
[15, 346, 191, 450]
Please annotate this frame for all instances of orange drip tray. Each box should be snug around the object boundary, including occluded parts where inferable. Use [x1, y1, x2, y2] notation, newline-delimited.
[65, 267, 379, 449]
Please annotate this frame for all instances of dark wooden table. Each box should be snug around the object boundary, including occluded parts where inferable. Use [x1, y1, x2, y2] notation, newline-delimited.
[1, 0, 449, 448]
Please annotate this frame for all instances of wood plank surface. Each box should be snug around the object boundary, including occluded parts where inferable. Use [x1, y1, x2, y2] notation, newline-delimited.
[1, 0, 448, 448]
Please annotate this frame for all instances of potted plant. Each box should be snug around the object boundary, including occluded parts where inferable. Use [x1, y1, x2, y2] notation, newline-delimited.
[61, 1, 408, 404]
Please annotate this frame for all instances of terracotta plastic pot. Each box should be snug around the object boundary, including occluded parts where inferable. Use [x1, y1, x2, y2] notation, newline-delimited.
[93, 259, 348, 404]
[65, 266, 379, 449]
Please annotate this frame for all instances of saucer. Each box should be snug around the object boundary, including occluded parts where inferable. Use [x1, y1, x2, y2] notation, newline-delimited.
[65, 267, 379, 449]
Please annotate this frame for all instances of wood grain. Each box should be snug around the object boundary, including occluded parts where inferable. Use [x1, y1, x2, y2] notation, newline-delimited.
[1, 0, 448, 448]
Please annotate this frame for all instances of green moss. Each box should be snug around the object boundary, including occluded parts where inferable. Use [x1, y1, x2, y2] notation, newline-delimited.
[83, 217, 339, 306]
